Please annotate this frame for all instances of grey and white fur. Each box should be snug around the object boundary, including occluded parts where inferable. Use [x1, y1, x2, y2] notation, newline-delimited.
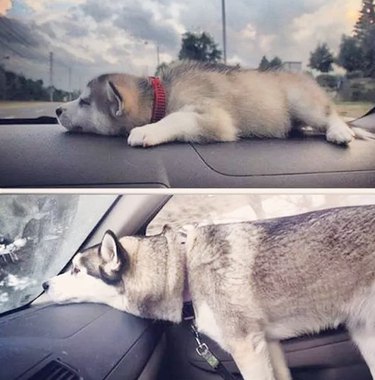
[44, 205, 375, 380]
[56, 61, 375, 147]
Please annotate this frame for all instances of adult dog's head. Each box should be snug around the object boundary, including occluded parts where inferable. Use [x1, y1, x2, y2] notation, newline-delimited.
[43, 228, 184, 322]
[56, 74, 152, 136]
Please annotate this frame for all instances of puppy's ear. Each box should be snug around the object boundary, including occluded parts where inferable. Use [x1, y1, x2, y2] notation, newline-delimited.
[107, 81, 123, 118]
[99, 230, 127, 284]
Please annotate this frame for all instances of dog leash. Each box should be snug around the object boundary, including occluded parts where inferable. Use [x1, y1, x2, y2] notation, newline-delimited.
[183, 303, 239, 380]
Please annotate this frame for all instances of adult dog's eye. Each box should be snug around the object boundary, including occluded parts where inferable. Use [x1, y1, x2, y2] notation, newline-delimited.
[79, 98, 90, 106]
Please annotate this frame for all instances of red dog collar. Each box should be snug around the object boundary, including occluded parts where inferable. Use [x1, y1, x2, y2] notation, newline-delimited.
[149, 76, 166, 123]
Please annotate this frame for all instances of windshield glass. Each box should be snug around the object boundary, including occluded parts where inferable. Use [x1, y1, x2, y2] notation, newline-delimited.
[0, 1, 374, 119]
[0, 194, 116, 314]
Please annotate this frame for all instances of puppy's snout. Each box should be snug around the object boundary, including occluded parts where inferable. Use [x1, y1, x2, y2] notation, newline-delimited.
[55, 107, 63, 117]
[42, 281, 49, 291]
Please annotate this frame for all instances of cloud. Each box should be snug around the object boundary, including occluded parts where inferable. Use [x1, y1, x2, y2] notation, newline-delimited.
[113, 5, 180, 49]
[80, 0, 112, 22]
[0, 0, 364, 91]
[80, 1, 181, 50]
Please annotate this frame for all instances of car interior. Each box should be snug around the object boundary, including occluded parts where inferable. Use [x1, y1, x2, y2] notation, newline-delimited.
[0, 108, 374, 188]
[0, 195, 371, 380]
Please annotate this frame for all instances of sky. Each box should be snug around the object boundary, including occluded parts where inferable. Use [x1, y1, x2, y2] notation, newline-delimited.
[0, 0, 362, 91]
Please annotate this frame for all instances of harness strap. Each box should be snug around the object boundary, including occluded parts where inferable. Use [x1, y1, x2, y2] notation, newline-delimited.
[183, 302, 241, 380]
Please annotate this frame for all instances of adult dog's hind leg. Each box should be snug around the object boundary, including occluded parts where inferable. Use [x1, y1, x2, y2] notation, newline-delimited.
[229, 334, 276, 380]
[350, 327, 375, 379]
[268, 341, 292, 380]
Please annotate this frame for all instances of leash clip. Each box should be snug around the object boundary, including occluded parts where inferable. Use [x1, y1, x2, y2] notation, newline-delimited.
[196, 343, 220, 369]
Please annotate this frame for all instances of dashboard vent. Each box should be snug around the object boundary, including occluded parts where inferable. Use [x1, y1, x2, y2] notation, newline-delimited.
[28, 360, 81, 380]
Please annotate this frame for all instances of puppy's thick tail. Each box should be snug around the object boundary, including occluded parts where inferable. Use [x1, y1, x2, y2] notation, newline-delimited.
[351, 127, 375, 141]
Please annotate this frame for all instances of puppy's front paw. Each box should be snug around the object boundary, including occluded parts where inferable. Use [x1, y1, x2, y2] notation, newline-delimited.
[128, 126, 160, 148]
[326, 125, 354, 145]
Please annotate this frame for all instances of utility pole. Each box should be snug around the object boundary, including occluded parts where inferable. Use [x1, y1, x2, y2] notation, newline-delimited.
[49, 51, 54, 102]
[156, 44, 160, 67]
[221, 0, 227, 64]
[68, 67, 72, 101]
[0, 56, 9, 100]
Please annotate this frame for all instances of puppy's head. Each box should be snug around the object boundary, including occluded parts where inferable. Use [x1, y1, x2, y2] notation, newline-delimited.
[56, 74, 145, 136]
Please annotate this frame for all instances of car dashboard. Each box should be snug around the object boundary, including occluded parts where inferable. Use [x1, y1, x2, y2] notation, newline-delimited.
[0, 122, 374, 188]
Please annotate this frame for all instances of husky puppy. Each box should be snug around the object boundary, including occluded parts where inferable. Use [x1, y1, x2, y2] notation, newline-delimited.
[55, 62, 374, 147]
[44, 205, 375, 380]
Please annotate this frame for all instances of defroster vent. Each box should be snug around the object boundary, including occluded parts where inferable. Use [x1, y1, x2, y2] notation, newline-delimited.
[28, 359, 81, 380]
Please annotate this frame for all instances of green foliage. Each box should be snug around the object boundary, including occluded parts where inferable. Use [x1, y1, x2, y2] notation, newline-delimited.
[258, 56, 270, 71]
[178, 32, 222, 63]
[269, 57, 283, 70]
[308, 43, 334, 73]
[361, 26, 375, 77]
[349, 78, 375, 101]
[0, 66, 75, 101]
[155, 62, 171, 76]
[347, 0, 375, 77]
[354, 0, 375, 42]
[337, 35, 365, 72]
[346, 70, 365, 79]
[316, 74, 340, 89]
[258, 55, 283, 71]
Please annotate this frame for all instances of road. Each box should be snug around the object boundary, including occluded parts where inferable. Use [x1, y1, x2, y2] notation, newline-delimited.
[0, 102, 61, 119]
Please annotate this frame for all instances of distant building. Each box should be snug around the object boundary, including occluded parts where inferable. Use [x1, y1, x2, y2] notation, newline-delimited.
[282, 61, 302, 73]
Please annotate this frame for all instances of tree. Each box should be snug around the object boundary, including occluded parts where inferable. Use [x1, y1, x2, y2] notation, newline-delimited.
[337, 35, 365, 72]
[362, 26, 375, 76]
[155, 62, 170, 76]
[269, 57, 283, 70]
[258, 56, 283, 71]
[353, 0, 375, 77]
[178, 32, 222, 63]
[308, 43, 334, 73]
[258, 56, 270, 71]
[354, 0, 375, 42]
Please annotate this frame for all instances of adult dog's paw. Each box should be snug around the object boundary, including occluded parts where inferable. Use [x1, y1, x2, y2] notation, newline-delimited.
[127, 126, 160, 147]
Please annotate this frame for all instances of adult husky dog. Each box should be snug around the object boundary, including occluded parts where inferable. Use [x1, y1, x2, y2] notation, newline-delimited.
[44, 205, 375, 380]
[55, 62, 374, 147]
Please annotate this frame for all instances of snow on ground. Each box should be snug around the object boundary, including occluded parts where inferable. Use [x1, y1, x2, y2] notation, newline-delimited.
[3, 274, 37, 291]
[0, 293, 9, 304]
[0, 238, 27, 255]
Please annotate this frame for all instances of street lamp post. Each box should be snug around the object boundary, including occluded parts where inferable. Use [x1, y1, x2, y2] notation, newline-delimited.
[221, 0, 227, 64]
[144, 41, 160, 73]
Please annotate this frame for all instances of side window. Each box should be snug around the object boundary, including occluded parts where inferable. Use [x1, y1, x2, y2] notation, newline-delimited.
[147, 194, 375, 235]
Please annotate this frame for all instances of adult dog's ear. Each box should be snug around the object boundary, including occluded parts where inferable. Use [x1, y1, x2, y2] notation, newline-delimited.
[107, 81, 123, 118]
[99, 230, 127, 284]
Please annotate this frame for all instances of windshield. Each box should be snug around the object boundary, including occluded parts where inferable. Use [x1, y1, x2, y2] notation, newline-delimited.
[0, 194, 116, 314]
[0, 1, 374, 119]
